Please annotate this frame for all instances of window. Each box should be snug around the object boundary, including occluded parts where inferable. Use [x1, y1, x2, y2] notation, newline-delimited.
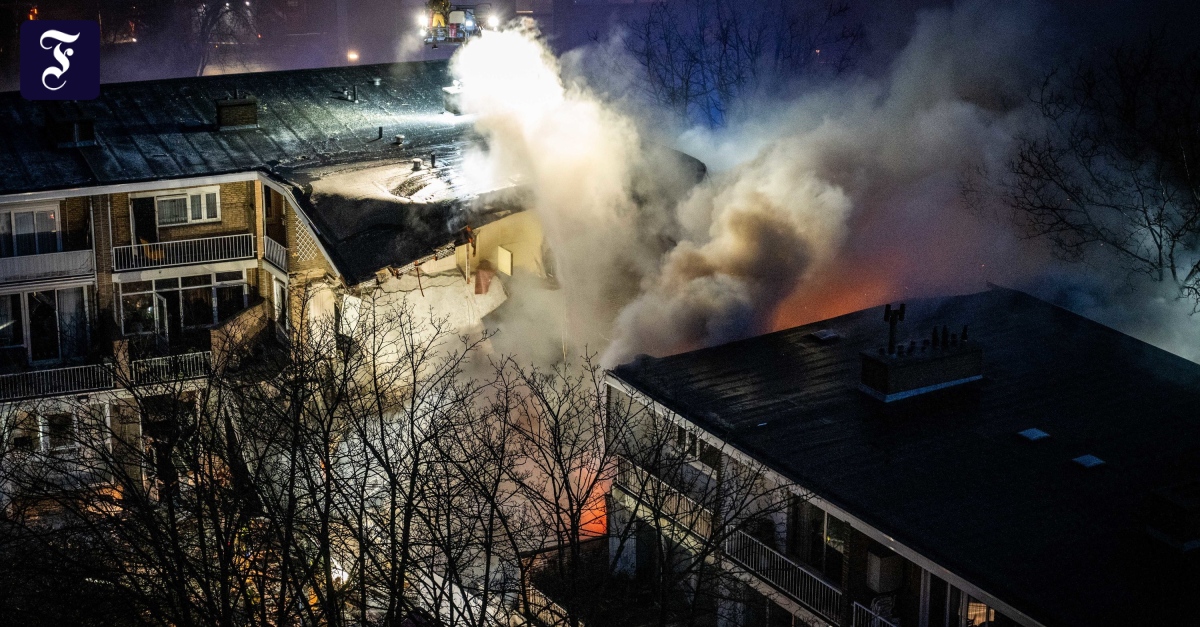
[120, 271, 246, 335]
[0, 204, 60, 257]
[0, 294, 23, 347]
[0, 288, 90, 363]
[273, 279, 288, 330]
[136, 187, 220, 228]
[44, 412, 74, 450]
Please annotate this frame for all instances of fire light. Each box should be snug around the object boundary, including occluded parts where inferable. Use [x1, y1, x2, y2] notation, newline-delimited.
[347, 50, 359, 62]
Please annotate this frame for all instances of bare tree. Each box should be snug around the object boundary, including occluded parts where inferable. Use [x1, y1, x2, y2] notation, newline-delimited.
[990, 35, 1200, 303]
[623, 0, 864, 126]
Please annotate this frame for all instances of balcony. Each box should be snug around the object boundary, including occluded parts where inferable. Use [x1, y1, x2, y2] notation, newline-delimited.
[851, 602, 899, 627]
[0, 363, 113, 402]
[264, 236, 288, 273]
[614, 457, 844, 625]
[0, 249, 94, 284]
[130, 351, 212, 385]
[112, 233, 255, 272]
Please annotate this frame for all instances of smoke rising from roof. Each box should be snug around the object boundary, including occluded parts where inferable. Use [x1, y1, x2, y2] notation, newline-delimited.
[451, 1, 1200, 366]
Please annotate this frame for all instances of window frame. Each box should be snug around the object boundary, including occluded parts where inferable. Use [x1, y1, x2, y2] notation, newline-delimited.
[118, 270, 247, 336]
[131, 186, 222, 229]
[0, 201, 62, 257]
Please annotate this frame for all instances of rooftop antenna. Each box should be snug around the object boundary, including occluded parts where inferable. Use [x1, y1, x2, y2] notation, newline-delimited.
[884, 303, 906, 354]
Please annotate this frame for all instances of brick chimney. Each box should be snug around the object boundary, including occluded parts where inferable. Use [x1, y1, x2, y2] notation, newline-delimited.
[860, 305, 982, 402]
[215, 95, 258, 130]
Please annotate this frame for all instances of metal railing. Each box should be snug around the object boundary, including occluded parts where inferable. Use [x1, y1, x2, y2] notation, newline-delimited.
[0, 249, 94, 284]
[852, 602, 899, 627]
[132, 351, 212, 385]
[112, 233, 255, 271]
[522, 583, 582, 627]
[725, 530, 844, 624]
[0, 363, 113, 402]
[616, 457, 713, 538]
[614, 457, 844, 625]
[264, 236, 288, 273]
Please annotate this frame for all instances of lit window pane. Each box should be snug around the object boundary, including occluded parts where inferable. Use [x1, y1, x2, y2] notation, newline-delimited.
[122, 293, 156, 335]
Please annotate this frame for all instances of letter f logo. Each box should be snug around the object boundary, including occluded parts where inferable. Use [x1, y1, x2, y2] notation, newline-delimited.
[21, 21, 99, 100]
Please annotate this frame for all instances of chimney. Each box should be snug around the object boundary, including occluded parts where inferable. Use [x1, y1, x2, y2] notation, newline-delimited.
[860, 306, 982, 402]
[215, 95, 259, 131]
[1146, 480, 1200, 553]
[46, 102, 96, 148]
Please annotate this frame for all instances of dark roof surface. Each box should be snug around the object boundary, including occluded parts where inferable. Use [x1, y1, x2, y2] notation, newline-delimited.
[0, 60, 464, 195]
[612, 286, 1200, 627]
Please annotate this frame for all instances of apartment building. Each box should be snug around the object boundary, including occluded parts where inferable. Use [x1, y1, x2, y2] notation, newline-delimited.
[0, 60, 549, 498]
[606, 286, 1200, 627]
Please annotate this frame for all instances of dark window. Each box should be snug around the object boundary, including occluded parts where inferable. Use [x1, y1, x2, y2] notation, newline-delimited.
[216, 285, 245, 322]
[181, 274, 212, 287]
[154, 278, 179, 290]
[823, 514, 850, 583]
[0, 293, 23, 347]
[182, 287, 213, 327]
[215, 270, 243, 282]
[28, 291, 59, 361]
[45, 413, 73, 449]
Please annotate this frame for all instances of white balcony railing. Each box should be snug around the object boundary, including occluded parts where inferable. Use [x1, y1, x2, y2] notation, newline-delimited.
[132, 351, 212, 385]
[264, 235, 288, 273]
[615, 457, 844, 625]
[726, 530, 844, 624]
[0, 249, 94, 284]
[112, 234, 255, 271]
[852, 602, 899, 627]
[0, 363, 113, 402]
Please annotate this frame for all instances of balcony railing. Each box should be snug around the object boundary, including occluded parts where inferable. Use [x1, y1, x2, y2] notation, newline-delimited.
[264, 236, 288, 273]
[615, 457, 844, 625]
[0, 363, 114, 402]
[113, 234, 255, 271]
[852, 602, 899, 627]
[726, 530, 844, 624]
[132, 351, 212, 385]
[616, 457, 713, 538]
[522, 584, 583, 627]
[0, 249, 94, 284]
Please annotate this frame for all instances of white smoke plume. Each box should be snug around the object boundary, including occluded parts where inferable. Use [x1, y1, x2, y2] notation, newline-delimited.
[450, 1, 1200, 366]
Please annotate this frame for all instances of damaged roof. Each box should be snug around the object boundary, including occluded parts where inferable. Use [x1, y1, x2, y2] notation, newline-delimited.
[612, 285, 1200, 627]
[283, 157, 525, 284]
[0, 60, 465, 195]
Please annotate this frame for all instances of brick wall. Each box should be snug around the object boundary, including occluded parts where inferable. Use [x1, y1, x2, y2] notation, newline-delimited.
[108, 182, 256, 245]
[60, 196, 91, 250]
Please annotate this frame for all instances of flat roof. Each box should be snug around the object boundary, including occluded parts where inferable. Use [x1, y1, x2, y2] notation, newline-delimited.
[611, 285, 1200, 627]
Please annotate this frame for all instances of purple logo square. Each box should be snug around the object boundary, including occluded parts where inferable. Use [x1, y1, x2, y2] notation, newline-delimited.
[20, 20, 100, 101]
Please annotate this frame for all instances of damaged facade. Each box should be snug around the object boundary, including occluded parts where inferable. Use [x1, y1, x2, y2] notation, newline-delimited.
[0, 60, 547, 507]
